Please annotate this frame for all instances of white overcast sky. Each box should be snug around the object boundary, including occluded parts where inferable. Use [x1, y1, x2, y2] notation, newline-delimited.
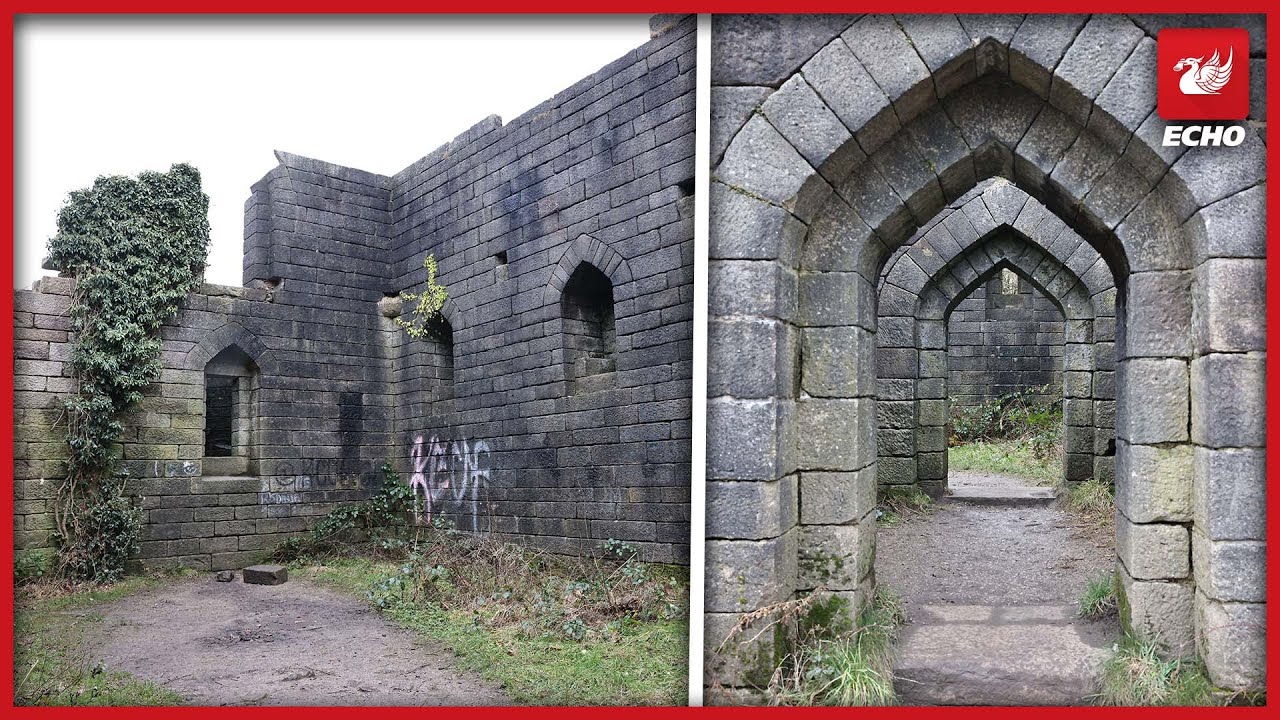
[14, 15, 652, 289]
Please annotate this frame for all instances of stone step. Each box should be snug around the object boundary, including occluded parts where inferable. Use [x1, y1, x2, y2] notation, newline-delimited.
[893, 604, 1113, 706]
[943, 485, 1056, 507]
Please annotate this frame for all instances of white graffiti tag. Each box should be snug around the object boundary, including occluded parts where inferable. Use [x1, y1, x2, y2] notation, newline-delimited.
[409, 434, 491, 530]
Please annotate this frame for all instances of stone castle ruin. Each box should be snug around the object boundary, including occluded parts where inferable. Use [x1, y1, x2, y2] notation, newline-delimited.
[707, 14, 1265, 692]
[14, 17, 695, 569]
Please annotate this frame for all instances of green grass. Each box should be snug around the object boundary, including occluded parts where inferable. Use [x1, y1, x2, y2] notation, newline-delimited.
[948, 439, 1062, 483]
[1079, 573, 1118, 619]
[298, 553, 688, 706]
[14, 573, 188, 706]
[1093, 635, 1265, 706]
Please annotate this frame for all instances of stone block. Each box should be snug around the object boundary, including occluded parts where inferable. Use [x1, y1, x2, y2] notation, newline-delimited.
[1193, 447, 1264, 541]
[1114, 441, 1191, 523]
[796, 272, 874, 328]
[877, 429, 915, 458]
[800, 469, 877, 525]
[1190, 352, 1265, 449]
[1089, 37, 1157, 153]
[1049, 15, 1144, 126]
[1195, 593, 1265, 691]
[761, 74, 855, 184]
[876, 399, 914, 430]
[1009, 14, 1088, 98]
[705, 532, 797, 613]
[1192, 259, 1265, 354]
[1116, 518, 1189, 580]
[708, 399, 785, 481]
[1170, 129, 1266, 212]
[711, 14, 855, 87]
[876, 347, 917, 380]
[917, 452, 945, 481]
[243, 564, 288, 585]
[1116, 358, 1188, 444]
[897, 14, 973, 98]
[709, 318, 793, 400]
[801, 326, 875, 398]
[797, 398, 874, 471]
[1117, 563, 1195, 656]
[800, 36, 899, 153]
[877, 456, 917, 486]
[707, 477, 798, 541]
[711, 86, 772, 166]
[709, 259, 797, 320]
[716, 115, 820, 220]
[917, 399, 944, 427]
[1191, 531, 1264, 603]
[844, 15, 933, 124]
[709, 181, 806, 263]
[798, 522, 872, 591]
[1185, 184, 1265, 264]
[1124, 271, 1191, 358]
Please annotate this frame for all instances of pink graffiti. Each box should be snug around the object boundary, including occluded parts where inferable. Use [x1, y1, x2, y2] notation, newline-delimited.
[409, 434, 491, 528]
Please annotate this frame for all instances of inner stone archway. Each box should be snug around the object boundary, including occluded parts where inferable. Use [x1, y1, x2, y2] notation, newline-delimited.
[873, 192, 1119, 498]
[707, 13, 1265, 699]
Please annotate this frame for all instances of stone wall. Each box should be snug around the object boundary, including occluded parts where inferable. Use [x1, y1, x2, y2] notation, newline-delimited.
[947, 276, 1064, 407]
[14, 15, 696, 570]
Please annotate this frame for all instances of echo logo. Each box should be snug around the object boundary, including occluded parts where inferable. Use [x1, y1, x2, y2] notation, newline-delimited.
[1162, 124, 1247, 147]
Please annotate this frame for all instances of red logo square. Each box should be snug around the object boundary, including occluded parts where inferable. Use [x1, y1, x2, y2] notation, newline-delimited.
[1158, 28, 1250, 120]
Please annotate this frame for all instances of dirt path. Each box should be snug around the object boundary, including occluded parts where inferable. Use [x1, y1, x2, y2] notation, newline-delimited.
[67, 574, 509, 706]
[877, 469, 1118, 705]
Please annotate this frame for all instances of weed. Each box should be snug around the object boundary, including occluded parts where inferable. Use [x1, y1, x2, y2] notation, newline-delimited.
[1079, 573, 1118, 619]
[713, 587, 904, 706]
[271, 462, 416, 562]
[298, 534, 688, 705]
[1095, 635, 1262, 706]
[877, 487, 934, 527]
[1061, 477, 1114, 527]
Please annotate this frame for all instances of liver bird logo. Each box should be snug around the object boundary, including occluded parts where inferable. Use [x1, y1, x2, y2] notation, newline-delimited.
[1173, 47, 1234, 95]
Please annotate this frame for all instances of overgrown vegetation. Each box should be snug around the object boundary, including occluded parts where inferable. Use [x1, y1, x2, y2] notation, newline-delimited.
[14, 573, 187, 706]
[271, 462, 416, 560]
[715, 587, 904, 706]
[949, 384, 1062, 453]
[948, 385, 1066, 483]
[276, 465, 688, 705]
[46, 164, 211, 583]
[877, 486, 935, 527]
[1079, 573, 1118, 619]
[393, 252, 449, 340]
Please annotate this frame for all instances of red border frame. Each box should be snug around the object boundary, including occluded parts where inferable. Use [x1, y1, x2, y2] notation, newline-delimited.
[2, 3, 1275, 716]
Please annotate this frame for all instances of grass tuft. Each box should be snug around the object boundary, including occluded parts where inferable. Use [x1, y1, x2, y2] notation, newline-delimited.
[1094, 635, 1266, 706]
[1078, 573, 1118, 619]
[1061, 477, 1114, 527]
[878, 487, 935, 528]
[713, 586, 904, 706]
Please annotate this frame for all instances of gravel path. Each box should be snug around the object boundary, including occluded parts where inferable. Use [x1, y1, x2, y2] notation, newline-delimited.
[68, 574, 508, 706]
[877, 470, 1119, 705]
